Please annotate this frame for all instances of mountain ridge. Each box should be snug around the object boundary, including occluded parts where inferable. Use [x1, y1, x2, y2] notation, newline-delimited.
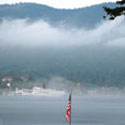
[0, 2, 116, 28]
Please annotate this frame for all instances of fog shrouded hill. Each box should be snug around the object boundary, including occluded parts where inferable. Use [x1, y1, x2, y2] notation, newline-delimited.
[0, 2, 116, 28]
[0, 3, 125, 88]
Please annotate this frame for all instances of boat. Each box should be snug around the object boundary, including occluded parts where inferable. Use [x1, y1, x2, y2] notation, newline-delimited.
[14, 87, 65, 96]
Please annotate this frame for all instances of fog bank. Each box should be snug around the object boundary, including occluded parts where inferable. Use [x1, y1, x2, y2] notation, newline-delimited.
[0, 16, 125, 48]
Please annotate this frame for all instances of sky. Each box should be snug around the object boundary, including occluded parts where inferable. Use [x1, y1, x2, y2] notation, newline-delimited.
[0, 0, 117, 9]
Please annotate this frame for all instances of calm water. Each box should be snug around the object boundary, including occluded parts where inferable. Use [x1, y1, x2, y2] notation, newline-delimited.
[0, 95, 125, 125]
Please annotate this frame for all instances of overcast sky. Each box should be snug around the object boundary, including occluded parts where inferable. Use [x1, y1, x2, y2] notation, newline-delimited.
[0, 0, 117, 8]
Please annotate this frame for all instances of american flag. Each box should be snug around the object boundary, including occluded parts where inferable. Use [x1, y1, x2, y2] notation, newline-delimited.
[65, 91, 72, 122]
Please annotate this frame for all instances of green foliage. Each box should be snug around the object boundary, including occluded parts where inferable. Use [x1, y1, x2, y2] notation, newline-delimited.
[103, 0, 125, 20]
[117, 0, 125, 4]
[0, 47, 125, 88]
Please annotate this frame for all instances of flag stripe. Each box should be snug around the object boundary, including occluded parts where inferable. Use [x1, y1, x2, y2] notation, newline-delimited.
[65, 102, 71, 121]
[65, 92, 72, 122]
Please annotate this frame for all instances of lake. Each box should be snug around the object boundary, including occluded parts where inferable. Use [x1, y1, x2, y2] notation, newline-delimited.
[0, 95, 125, 125]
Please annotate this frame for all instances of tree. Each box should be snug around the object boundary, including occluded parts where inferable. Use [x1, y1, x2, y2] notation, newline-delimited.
[103, 0, 125, 20]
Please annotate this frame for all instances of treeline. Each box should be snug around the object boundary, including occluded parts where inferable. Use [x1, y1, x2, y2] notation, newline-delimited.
[0, 47, 125, 88]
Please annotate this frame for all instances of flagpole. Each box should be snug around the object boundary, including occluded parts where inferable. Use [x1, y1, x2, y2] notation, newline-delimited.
[65, 90, 72, 125]
[69, 90, 72, 125]
[69, 105, 71, 125]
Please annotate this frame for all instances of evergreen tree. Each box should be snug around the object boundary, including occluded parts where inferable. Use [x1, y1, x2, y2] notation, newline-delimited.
[103, 0, 125, 20]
